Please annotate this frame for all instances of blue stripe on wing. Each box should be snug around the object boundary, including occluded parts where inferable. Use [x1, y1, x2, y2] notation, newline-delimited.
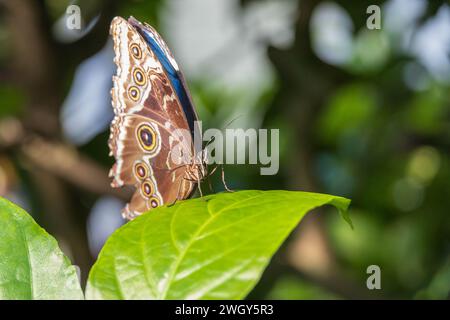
[138, 28, 196, 137]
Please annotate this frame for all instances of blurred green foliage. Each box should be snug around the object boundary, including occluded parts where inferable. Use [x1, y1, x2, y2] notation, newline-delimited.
[267, 276, 340, 300]
[0, 85, 24, 118]
[0, 0, 448, 300]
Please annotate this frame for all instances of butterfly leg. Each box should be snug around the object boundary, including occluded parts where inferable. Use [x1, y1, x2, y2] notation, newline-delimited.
[168, 178, 185, 207]
[221, 165, 234, 192]
[203, 164, 219, 193]
[207, 175, 214, 193]
[167, 200, 177, 207]
[197, 176, 204, 197]
[208, 165, 218, 176]
[167, 196, 179, 207]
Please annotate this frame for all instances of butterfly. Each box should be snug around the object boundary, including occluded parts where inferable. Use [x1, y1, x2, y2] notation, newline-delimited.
[108, 16, 207, 219]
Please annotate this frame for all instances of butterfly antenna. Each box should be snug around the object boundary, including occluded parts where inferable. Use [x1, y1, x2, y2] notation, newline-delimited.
[201, 114, 244, 152]
[222, 114, 245, 130]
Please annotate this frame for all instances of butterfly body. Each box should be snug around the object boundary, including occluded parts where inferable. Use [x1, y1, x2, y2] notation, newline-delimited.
[109, 16, 204, 219]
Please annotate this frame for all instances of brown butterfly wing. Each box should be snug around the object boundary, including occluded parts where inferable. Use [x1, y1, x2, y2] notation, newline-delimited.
[109, 17, 196, 219]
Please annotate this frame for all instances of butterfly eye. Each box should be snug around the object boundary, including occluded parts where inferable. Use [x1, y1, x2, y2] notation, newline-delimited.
[133, 67, 146, 86]
[128, 86, 140, 101]
[134, 162, 149, 180]
[137, 123, 158, 152]
[130, 43, 142, 59]
[149, 197, 160, 208]
[141, 180, 155, 197]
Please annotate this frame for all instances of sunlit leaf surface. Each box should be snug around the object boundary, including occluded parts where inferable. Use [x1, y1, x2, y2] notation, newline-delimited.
[0, 197, 83, 300]
[86, 190, 351, 300]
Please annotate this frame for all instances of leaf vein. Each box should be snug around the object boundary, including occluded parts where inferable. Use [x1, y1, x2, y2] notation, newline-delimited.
[159, 193, 265, 299]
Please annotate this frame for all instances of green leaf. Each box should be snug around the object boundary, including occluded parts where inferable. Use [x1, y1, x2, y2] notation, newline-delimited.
[86, 190, 351, 300]
[0, 197, 83, 299]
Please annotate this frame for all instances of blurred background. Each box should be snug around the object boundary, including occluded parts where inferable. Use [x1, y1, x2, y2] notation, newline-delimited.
[0, 0, 449, 299]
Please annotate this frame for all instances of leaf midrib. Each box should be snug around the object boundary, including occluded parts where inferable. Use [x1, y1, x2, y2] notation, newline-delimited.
[159, 193, 264, 299]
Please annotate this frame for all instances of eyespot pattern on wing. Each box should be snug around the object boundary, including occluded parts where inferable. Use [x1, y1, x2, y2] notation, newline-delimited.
[136, 122, 160, 153]
[129, 43, 142, 59]
[141, 179, 155, 197]
[128, 85, 140, 101]
[134, 161, 149, 180]
[133, 67, 146, 86]
[149, 196, 161, 208]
